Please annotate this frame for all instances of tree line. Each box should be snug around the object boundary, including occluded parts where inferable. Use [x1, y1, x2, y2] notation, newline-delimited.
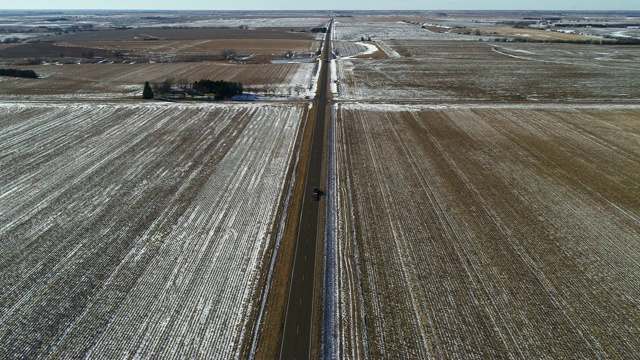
[0, 69, 38, 78]
[143, 78, 243, 100]
[192, 79, 243, 99]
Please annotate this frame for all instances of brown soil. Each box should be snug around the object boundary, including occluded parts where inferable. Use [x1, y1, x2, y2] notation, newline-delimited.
[331, 105, 640, 358]
[0, 42, 115, 59]
[0, 62, 309, 97]
[476, 27, 615, 42]
[60, 38, 316, 63]
[43, 27, 316, 42]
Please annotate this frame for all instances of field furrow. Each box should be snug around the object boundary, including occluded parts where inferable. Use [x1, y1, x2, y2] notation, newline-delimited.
[332, 39, 640, 102]
[0, 62, 317, 99]
[0, 102, 304, 358]
[327, 104, 640, 358]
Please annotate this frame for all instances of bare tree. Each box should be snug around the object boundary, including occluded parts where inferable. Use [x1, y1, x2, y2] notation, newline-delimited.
[177, 78, 190, 97]
[27, 57, 43, 65]
[153, 77, 174, 95]
[221, 49, 237, 61]
[264, 84, 277, 96]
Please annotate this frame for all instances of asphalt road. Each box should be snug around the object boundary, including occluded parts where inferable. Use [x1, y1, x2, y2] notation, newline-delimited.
[279, 18, 333, 360]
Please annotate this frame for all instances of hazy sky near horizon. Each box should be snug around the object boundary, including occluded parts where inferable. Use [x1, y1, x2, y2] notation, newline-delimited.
[1, 1, 639, 11]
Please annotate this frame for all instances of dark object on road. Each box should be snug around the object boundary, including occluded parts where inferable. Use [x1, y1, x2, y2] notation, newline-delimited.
[312, 187, 324, 201]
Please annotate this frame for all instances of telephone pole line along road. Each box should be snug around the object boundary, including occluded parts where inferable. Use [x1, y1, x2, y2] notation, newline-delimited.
[279, 17, 333, 360]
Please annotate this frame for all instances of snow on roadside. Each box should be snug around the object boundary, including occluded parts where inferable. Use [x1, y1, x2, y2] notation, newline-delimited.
[339, 102, 640, 111]
[330, 59, 338, 95]
[323, 104, 338, 358]
[246, 61, 320, 100]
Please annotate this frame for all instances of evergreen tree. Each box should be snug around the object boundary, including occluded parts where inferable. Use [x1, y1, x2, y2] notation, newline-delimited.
[142, 81, 154, 99]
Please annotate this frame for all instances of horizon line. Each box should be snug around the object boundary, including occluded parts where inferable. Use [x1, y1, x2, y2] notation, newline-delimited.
[1, 9, 640, 12]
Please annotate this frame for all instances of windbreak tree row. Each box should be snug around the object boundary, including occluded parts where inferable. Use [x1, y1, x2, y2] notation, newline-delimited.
[0, 69, 38, 78]
[193, 79, 243, 99]
[145, 79, 244, 100]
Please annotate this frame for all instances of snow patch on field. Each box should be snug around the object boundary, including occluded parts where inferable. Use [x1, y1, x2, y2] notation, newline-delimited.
[337, 42, 378, 60]
[356, 42, 378, 56]
[377, 41, 402, 58]
[509, 48, 536, 54]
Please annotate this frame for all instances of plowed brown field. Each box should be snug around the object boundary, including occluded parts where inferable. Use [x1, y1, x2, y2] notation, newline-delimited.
[326, 104, 640, 358]
[0, 62, 312, 99]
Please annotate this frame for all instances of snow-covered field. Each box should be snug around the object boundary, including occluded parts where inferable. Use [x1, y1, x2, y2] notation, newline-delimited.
[0, 13, 330, 30]
[0, 102, 305, 358]
[154, 17, 329, 29]
[333, 20, 473, 41]
[326, 103, 640, 358]
[333, 40, 640, 102]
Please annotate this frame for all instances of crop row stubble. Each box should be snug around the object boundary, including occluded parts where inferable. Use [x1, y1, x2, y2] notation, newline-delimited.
[333, 40, 640, 102]
[327, 104, 640, 358]
[0, 102, 304, 358]
[0, 62, 316, 99]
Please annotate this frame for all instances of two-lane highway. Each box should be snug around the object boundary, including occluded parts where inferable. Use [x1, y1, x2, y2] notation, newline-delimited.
[279, 18, 333, 360]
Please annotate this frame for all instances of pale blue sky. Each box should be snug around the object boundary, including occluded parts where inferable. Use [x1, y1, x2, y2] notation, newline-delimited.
[1, 1, 639, 11]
